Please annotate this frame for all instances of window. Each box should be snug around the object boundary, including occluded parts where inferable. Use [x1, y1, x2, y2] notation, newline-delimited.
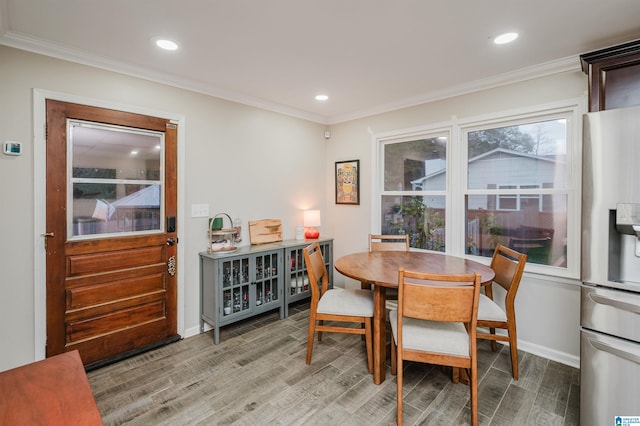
[380, 135, 448, 251]
[465, 118, 570, 267]
[376, 100, 582, 277]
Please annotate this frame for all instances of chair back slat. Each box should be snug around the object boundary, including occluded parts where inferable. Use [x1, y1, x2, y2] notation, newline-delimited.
[399, 271, 481, 324]
[369, 234, 409, 252]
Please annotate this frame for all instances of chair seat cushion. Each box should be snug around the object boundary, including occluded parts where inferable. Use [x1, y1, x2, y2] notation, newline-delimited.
[317, 288, 374, 317]
[389, 310, 469, 357]
[478, 294, 507, 322]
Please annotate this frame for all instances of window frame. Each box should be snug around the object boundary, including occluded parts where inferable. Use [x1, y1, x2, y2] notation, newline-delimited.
[496, 183, 542, 211]
[373, 99, 583, 279]
[375, 125, 452, 251]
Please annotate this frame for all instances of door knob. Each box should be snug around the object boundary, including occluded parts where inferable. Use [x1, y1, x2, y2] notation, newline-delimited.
[166, 237, 176, 246]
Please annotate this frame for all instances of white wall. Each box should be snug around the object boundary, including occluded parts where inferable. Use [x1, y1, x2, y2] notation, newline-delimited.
[0, 43, 584, 371]
[325, 72, 587, 367]
[0, 45, 326, 371]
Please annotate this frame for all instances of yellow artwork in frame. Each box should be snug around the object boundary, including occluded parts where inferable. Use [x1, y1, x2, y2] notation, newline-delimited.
[335, 159, 360, 205]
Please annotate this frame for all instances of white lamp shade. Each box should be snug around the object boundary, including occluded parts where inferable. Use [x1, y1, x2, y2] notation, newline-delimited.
[303, 210, 321, 227]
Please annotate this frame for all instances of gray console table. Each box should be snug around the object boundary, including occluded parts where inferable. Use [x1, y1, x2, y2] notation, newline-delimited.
[200, 237, 333, 343]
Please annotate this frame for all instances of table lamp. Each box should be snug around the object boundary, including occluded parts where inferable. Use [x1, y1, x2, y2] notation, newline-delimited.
[303, 210, 321, 239]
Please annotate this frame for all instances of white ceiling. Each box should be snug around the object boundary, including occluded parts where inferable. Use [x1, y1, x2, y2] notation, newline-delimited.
[1, 0, 640, 124]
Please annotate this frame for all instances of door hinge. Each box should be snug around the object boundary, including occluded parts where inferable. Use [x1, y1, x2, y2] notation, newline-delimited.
[166, 123, 177, 129]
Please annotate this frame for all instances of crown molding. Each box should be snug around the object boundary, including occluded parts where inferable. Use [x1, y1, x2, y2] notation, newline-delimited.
[0, 30, 328, 124]
[1, 29, 580, 126]
[327, 55, 581, 124]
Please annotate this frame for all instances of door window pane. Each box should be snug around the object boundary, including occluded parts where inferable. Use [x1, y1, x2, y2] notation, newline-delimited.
[68, 120, 164, 239]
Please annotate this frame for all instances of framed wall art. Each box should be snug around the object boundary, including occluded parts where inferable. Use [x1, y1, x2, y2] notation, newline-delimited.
[335, 159, 360, 205]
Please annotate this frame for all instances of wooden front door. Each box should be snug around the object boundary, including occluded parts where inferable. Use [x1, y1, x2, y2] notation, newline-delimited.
[45, 100, 179, 367]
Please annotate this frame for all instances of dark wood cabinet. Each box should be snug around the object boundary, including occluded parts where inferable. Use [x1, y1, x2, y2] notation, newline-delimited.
[580, 39, 640, 112]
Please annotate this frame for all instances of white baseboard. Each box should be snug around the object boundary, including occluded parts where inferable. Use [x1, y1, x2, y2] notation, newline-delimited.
[478, 327, 579, 369]
[183, 323, 211, 338]
[516, 339, 579, 369]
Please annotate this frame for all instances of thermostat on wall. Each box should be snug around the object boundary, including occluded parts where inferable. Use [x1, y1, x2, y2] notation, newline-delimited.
[3, 141, 22, 156]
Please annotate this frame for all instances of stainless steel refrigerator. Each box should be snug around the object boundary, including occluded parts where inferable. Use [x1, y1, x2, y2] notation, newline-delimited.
[581, 104, 640, 425]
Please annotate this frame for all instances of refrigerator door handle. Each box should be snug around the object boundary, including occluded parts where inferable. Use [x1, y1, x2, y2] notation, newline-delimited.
[588, 337, 640, 365]
[589, 292, 640, 314]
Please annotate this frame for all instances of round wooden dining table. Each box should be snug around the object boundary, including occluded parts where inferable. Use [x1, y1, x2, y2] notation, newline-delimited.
[334, 251, 495, 385]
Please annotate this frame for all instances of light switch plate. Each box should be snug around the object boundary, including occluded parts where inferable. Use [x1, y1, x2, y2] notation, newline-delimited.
[191, 203, 210, 218]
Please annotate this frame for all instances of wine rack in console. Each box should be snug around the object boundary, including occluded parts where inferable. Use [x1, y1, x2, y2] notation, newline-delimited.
[200, 246, 283, 344]
[284, 238, 333, 317]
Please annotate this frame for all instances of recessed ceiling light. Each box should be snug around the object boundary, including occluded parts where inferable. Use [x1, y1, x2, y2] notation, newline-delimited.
[155, 39, 179, 51]
[494, 32, 518, 45]
[315, 94, 329, 101]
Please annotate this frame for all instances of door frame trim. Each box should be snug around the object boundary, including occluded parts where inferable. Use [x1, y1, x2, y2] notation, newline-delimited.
[33, 88, 186, 361]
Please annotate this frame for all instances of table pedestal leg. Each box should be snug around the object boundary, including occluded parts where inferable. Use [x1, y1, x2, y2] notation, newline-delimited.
[373, 286, 386, 384]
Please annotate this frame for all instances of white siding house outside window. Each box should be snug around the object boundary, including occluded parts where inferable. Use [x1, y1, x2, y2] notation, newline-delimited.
[375, 100, 582, 278]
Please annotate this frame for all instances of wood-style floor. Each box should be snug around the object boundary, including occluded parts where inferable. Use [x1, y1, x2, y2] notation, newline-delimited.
[87, 302, 580, 425]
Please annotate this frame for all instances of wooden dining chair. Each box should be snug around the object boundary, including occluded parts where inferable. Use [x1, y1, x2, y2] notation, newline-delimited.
[368, 233, 410, 252]
[390, 269, 481, 426]
[363, 234, 409, 297]
[303, 242, 374, 373]
[361, 234, 410, 291]
[366, 234, 410, 344]
[477, 244, 527, 379]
